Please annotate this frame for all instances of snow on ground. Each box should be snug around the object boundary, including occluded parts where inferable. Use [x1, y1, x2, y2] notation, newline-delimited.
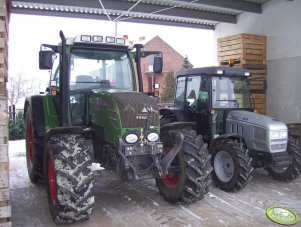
[9, 139, 26, 157]
[8, 139, 301, 227]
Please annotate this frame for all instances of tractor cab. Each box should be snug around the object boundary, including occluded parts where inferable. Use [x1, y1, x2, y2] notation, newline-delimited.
[45, 37, 137, 126]
[174, 66, 252, 142]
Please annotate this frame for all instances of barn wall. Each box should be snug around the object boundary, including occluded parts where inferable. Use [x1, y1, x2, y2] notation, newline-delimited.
[214, 0, 301, 123]
[0, 0, 11, 224]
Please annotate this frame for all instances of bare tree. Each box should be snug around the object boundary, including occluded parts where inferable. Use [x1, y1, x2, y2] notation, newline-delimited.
[7, 73, 27, 106]
[26, 77, 45, 94]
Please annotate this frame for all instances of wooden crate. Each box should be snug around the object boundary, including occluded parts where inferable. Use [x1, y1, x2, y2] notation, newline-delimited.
[232, 63, 267, 114]
[231, 64, 267, 114]
[249, 68, 267, 114]
[248, 68, 267, 93]
[218, 34, 266, 65]
[251, 94, 266, 114]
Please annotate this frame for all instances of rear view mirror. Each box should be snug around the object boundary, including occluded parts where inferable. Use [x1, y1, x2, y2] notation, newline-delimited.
[39, 50, 54, 70]
[153, 55, 163, 74]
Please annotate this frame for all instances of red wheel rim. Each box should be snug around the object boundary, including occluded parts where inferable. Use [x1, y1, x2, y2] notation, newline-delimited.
[48, 158, 57, 204]
[27, 118, 34, 167]
[162, 147, 180, 188]
[162, 175, 180, 188]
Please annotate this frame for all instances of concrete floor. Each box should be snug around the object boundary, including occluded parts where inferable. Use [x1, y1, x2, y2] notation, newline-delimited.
[9, 140, 301, 227]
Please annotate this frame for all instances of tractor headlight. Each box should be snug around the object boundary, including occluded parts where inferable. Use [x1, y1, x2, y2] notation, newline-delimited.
[280, 130, 288, 139]
[270, 131, 280, 139]
[147, 132, 159, 142]
[125, 133, 139, 144]
[270, 130, 287, 139]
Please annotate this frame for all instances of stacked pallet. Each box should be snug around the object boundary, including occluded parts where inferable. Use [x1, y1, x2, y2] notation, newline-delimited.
[218, 33, 266, 65]
[0, 0, 11, 226]
[217, 34, 267, 114]
[243, 65, 267, 114]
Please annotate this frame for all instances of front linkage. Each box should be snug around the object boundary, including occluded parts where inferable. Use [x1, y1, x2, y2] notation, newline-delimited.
[115, 130, 183, 181]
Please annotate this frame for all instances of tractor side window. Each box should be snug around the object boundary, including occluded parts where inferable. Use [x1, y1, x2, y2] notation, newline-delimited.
[186, 76, 201, 107]
[174, 76, 186, 107]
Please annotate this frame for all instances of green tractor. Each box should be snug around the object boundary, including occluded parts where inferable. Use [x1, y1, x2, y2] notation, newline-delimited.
[160, 66, 301, 191]
[24, 31, 212, 224]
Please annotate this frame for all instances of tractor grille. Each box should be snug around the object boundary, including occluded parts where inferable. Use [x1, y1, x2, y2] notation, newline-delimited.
[111, 92, 159, 128]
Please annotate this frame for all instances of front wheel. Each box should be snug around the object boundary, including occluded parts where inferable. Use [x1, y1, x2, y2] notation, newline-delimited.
[156, 129, 212, 204]
[211, 139, 253, 191]
[265, 138, 301, 181]
[45, 134, 95, 224]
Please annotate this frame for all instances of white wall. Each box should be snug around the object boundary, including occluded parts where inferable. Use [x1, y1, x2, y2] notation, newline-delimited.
[214, 0, 301, 123]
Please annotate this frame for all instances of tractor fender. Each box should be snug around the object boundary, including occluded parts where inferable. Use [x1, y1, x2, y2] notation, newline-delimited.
[160, 107, 196, 123]
[209, 133, 246, 152]
[24, 95, 46, 138]
[160, 108, 175, 117]
[45, 126, 84, 142]
[160, 122, 196, 134]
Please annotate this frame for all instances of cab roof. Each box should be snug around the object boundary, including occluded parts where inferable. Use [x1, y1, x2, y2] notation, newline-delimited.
[176, 66, 251, 78]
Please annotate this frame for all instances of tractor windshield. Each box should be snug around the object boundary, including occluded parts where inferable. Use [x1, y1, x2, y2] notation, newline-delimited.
[211, 76, 251, 109]
[69, 49, 134, 91]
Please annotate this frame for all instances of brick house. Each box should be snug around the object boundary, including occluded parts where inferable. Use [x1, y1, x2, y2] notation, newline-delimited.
[140, 36, 192, 97]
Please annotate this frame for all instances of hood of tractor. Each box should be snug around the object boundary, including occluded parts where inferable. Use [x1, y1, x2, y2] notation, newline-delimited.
[227, 110, 287, 131]
[226, 110, 288, 153]
[110, 91, 159, 128]
[89, 90, 159, 143]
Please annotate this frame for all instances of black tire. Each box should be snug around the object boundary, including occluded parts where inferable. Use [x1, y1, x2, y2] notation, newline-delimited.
[156, 129, 212, 204]
[211, 139, 253, 191]
[25, 104, 44, 183]
[265, 138, 301, 181]
[45, 134, 95, 224]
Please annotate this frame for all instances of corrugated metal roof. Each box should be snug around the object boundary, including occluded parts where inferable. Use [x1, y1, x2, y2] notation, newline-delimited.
[11, 0, 271, 30]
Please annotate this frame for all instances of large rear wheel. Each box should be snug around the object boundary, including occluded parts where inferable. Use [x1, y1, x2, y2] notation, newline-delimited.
[211, 139, 253, 191]
[25, 105, 44, 183]
[265, 138, 301, 181]
[45, 134, 95, 224]
[156, 129, 212, 204]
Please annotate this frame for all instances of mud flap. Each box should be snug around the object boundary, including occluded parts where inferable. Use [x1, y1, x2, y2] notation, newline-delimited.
[45, 126, 83, 141]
